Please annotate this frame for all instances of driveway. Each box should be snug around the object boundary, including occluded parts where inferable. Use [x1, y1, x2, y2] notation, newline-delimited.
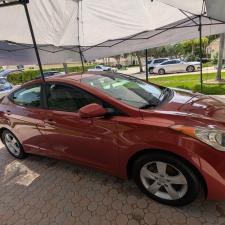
[0, 141, 225, 225]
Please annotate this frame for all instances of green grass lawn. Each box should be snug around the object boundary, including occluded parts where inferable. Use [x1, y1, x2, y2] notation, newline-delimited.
[149, 72, 225, 95]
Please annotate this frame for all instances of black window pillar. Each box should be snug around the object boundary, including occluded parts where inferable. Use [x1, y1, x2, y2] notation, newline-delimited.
[22, 0, 45, 83]
[145, 49, 149, 82]
[199, 15, 203, 93]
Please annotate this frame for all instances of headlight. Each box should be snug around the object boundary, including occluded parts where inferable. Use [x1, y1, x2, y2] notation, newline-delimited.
[171, 125, 225, 152]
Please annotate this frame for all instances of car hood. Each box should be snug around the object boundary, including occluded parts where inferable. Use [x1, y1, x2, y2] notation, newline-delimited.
[141, 89, 225, 127]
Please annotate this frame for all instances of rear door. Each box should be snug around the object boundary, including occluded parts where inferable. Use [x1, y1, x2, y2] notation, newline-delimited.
[173, 60, 185, 72]
[1, 84, 45, 153]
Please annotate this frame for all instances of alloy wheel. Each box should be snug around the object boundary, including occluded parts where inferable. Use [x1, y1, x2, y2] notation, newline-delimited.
[4, 132, 21, 157]
[140, 161, 188, 200]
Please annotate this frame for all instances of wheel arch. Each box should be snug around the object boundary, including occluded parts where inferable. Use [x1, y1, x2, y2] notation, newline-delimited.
[126, 148, 207, 197]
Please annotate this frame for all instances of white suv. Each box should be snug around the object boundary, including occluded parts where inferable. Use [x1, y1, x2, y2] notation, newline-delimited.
[147, 58, 169, 73]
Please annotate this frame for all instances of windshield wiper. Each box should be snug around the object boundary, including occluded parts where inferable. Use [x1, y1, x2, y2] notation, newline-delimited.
[139, 103, 158, 109]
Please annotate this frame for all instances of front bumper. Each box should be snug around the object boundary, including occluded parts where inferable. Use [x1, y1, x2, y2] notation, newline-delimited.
[197, 144, 225, 200]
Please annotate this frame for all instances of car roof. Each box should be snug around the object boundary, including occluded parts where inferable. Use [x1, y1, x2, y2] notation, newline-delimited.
[24, 71, 117, 86]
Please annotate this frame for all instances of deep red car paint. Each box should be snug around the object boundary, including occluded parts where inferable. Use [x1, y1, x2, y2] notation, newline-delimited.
[0, 73, 225, 200]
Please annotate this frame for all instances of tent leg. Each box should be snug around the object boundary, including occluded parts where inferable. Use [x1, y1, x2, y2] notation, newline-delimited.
[145, 49, 149, 82]
[79, 46, 85, 72]
[23, 2, 45, 83]
[63, 63, 68, 75]
[199, 16, 203, 93]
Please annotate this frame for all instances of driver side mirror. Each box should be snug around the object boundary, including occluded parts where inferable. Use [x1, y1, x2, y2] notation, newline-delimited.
[79, 103, 108, 118]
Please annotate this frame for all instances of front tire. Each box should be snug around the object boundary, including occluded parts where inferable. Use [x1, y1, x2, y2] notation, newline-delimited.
[132, 152, 201, 206]
[158, 69, 165, 75]
[2, 130, 26, 159]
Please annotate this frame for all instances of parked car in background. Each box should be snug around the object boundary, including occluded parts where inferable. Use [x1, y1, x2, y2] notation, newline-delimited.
[88, 65, 117, 72]
[147, 58, 169, 73]
[0, 69, 23, 78]
[37, 71, 65, 78]
[1, 72, 225, 206]
[0, 77, 13, 97]
[153, 59, 200, 75]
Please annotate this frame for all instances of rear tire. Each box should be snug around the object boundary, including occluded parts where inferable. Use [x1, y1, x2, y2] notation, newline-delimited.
[2, 130, 26, 159]
[132, 152, 201, 206]
[158, 69, 165, 75]
[186, 65, 195, 72]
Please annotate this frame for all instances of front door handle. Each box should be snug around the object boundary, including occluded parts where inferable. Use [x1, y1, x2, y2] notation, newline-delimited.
[44, 119, 56, 125]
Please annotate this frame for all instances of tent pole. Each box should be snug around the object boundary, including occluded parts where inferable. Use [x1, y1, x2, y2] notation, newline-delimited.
[145, 49, 149, 82]
[23, 2, 45, 83]
[79, 46, 85, 72]
[199, 15, 203, 93]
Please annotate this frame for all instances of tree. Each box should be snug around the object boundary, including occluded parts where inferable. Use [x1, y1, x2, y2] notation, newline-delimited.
[113, 55, 121, 65]
[216, 33, 225, 81]
[135, 51, 144, 72]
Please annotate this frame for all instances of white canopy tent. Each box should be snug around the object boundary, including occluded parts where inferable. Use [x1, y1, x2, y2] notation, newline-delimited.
[0, 0, 225, 90]
[0, 0, 224, 65]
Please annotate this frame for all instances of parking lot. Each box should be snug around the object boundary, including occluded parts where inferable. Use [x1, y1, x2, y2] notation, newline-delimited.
[0, 141, 225, 225]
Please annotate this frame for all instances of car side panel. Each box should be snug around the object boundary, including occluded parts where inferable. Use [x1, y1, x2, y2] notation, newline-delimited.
[0, 100, 44, 153]
[113, 116, 200, 178]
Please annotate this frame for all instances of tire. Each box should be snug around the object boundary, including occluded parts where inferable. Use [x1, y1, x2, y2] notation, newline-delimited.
[158, 69, 165, 75]
[186, 65, 195, 73]
[149, 68, 154, 74]
[2, 130, 26, 159]
[132, 152, 201, 206]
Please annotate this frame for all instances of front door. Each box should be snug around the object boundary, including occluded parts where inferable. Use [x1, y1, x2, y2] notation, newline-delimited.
[37, 82, 119, 173]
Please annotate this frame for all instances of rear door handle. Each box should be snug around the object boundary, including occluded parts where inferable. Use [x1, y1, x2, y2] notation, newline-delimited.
[44, 119, 56, 125]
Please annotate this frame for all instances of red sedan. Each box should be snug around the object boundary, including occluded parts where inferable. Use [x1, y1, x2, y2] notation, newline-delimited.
[0, 72, 225, 206]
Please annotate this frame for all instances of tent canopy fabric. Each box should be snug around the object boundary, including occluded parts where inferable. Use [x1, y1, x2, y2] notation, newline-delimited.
[0, 0, 225, 65]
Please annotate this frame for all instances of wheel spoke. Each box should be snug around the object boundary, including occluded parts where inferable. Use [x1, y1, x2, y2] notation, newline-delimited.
[148, 181, 161, 194]
[156, 162, 167, 176]
[164, 184, 180, 199]
[141, 167, 158, 180]
[167, 173, 187, 185]
[5, 134, 12, 142]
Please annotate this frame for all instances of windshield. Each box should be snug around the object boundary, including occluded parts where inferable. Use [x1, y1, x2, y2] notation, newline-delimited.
[82, 74, 169, 108]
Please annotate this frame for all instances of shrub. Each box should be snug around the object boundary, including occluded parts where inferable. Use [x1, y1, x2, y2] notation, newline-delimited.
[7, 65, 95, 85]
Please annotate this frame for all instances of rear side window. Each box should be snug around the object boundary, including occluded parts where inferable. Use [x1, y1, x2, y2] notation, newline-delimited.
[46, 83, 102, 112]
[10, 85, 41, 107]
[154, 59, 167, 64]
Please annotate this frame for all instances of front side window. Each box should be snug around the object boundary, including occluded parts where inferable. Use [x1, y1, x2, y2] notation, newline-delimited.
[10, 85, 41, 107]
[82, 74, 166, 109]
[46, 83, 102, 112]
[174, 60, 181, 64]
